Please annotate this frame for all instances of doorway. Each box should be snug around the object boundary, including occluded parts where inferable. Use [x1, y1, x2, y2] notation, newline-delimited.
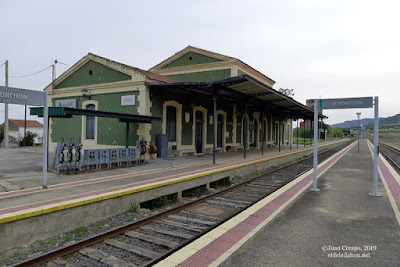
[217, 114, 223, 148]
[195, 111, 204, 153]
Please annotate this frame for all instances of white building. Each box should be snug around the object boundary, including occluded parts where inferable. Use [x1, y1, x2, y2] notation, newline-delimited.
[6, 119, 43, 144]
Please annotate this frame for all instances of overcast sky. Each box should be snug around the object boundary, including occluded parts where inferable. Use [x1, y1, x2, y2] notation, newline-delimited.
[0, 0, 399, 126]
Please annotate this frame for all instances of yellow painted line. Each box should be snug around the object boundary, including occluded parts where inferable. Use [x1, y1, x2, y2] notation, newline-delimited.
[0, 213, 17, 224]
[0, 140, 345, 225]
[41, 203, 66, 214]
[14, 207, 43, 220]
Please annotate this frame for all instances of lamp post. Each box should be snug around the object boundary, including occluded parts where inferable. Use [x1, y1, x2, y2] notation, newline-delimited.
[356, 112, 361, 153]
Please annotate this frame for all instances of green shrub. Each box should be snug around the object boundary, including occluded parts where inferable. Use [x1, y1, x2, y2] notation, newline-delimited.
[18, 131, 37, 146]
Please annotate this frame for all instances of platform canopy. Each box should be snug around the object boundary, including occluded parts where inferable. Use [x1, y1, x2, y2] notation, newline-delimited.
[30, 107, 161, 123]
[146, 75, 325, 119]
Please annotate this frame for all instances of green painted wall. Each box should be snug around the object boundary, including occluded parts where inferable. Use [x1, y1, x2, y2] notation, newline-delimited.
[95, 92, 140, 146]
[162, 52, 222, 69]
[238, 69, 246, 76]
[51, 97, 83, 143]
[55, 60, 131, 89]
[51, 91, 140, 146]
[166, 69, 231, 82]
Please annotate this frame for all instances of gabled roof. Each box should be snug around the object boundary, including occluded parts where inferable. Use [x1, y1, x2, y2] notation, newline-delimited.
[45, 53, 178, 91]
[9, 119, 43, 128]
[149, 45, 276, 85]
[87, 53, 179, 83]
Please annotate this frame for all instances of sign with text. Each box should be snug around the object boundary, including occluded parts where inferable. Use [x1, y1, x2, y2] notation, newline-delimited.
[55, 99, 76, 108]
[307, 97, 373, 110]
[320, 97, 373, 110]
[0, 86, 45, 106]
[121, 95, 136, 106]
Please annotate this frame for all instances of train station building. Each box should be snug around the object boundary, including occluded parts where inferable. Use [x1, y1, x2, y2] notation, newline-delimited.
[43, 46, 317, 156]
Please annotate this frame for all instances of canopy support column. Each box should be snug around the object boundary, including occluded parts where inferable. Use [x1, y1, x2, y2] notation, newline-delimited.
[290, 118, 292, 150]
[261, 110, 265, 156]
[303, 119, 306, 147]
[278, 122, 281, 152]
[297, 119, 299, 149]
[212, 92, 217, 164]
[125, 122, 129, 148]
[309, 120, 312, 146]
[244, 104, 247, 159]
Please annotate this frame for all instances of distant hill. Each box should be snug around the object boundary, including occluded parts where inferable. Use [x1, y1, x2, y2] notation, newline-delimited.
[332, 113, 400, 129]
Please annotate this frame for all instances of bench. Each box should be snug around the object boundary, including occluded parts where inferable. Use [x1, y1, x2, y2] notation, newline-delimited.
[178, 149, 196, 157]
[233, 146, 244, 151]
[206, 147, 223, 153]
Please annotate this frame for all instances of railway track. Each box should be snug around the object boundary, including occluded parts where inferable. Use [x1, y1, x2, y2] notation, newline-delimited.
[13, 140, 353, 267]
[379, 142, 400, 172]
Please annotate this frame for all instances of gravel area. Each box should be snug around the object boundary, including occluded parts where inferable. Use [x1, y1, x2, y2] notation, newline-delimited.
[164, 216, 213, 228]
[115, 234, 169, 253]
[177, 211, 220, 223]
[152, 221, 198, 236]
[135, 228, 185, 244]
[94, 242, 149, 266]
[61, 252, 110, 267]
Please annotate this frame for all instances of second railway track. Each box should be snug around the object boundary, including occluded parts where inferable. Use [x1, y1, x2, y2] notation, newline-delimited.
[379, 142, 400, 172]
[13, 140, 353, 267]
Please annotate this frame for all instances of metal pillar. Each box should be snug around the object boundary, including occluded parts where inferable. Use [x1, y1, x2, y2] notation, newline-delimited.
[244, 105, 247, 159]
[311, 99, 320, 191]
[212, 95, 217, 164]
[24, 104, 27, 147]
[4, 60, 8, 149]
[370, 97, 381, 197]
[278, 122, 281, 152]
[125, 122, 129, 148]
[297, 119, 299, 149]
[289, 118, 292, 150]
[303, 119, 306, 147]
[42, 93, 49, 188]
[357, 117, 360, 153]
[261, 110, 265, 155]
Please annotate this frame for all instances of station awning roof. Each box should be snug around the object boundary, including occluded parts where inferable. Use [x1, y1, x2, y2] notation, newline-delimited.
[146, 75, 326, 119]
[30, 107, 161, 123]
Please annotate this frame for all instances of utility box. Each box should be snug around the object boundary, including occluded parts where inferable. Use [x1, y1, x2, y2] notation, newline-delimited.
[156, 134, 168, 158]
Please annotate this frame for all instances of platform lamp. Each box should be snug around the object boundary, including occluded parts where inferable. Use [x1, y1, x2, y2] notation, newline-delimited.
[81, 88, 91, 100]
[356, 112, 361, 153]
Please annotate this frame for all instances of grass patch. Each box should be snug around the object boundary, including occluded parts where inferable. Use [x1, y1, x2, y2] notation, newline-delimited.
[129, 201, 139, 213]
[73, 227, 87, 238]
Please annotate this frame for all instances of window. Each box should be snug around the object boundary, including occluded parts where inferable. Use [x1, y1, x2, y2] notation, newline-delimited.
[166, 106, 176, 141]
[86, 104, 95, 139]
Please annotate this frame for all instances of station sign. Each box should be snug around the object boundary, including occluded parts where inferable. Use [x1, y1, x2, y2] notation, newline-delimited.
[0, 86, 45, 106]
[307, 97, 373, 110]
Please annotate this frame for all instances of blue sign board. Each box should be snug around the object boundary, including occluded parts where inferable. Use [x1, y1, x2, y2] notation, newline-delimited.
[319, 97, 373, 110]
[0, 86, 45, 106]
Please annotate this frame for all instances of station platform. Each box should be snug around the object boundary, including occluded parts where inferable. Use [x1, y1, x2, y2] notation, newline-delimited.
[158, 140, 400, 266]
[0, 141, 340, 226]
